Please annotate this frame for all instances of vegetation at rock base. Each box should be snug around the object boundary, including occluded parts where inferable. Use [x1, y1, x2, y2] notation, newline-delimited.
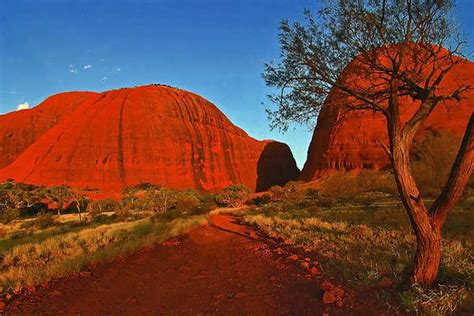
[263, 0, 473, 287]
[240, 178, 473, 315]
[0, 181, 234, 299]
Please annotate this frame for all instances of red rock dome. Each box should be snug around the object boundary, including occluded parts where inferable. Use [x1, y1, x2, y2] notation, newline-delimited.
[0, 85, 299, 192]
[300, 54, 474, 181]
[0, 92, 98, 169]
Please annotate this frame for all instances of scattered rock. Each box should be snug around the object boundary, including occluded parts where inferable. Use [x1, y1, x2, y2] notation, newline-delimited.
[162, 240, 180, 247]
[0, 300, 5, 311]
[320, 281, 334, 291]
[80, 271, 92, 278]
[283, 239, 293, 245]
[304, 257, 311, 262]
[287, 254, 299, 261]
[4, 294, 12, 301]
[51, 290, 62, 297]
[378, 277, 394, 289]
[26, 286, 36, 294]
[310, 267, 321, 276]
[300, 261, 311, 270]
[234, 292, 247, 299]
[126, 297, 138, 304]
[274, 247, 284, 255]
[323, 291, 336, 304]
[249, 231, 257, 239]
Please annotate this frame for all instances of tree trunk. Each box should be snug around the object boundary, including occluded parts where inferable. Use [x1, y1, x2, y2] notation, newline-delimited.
[411, 226, 441, 286]
[386, 96, 442, 286]
[390, 136, 441, 286]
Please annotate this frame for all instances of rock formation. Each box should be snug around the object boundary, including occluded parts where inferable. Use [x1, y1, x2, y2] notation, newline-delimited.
[0, 92, 98, 168]
[300, 55, 474, 181]
[0, 85, 299, 192]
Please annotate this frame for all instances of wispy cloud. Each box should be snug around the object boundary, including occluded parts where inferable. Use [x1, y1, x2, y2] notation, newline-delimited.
[9, 90, 17, 95]
[84, 64, 93, 70]
[116, 67, 121, 71]
[69, 64, 78, 74]
[16, 102, 29, 111]
[102, 76, 108, 81]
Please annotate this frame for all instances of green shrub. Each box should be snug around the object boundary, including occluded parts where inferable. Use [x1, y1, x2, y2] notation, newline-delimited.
[216, 185, 251, 207]
[0, 207, 20, 224]
[251, 194, 272, 206]
[319, 171, 397, 200]
[175, 194, 200, 214]
[35, 213, 57, 229]
[87, 199, 120, 218]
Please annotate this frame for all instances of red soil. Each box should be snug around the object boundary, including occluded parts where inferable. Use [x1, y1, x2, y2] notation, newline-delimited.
[0, 85, 298, 192]
[6, 215, 382, 315]
[300, 54, 474, 181]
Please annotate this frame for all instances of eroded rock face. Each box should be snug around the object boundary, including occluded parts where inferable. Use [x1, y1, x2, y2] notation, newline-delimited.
[0, 92, 98, 169]
[0, 85, 299, 192]
[300, 57, 474, 181]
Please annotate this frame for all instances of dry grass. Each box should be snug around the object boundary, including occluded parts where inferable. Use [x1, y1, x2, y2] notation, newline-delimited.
[242, 192, 474, 315]
[0, 214, 207, 295]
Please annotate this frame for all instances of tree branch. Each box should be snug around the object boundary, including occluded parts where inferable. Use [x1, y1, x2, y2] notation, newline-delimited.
[430, 112, 474, 228]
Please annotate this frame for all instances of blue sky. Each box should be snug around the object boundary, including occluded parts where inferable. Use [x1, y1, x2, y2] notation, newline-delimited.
[0, 0, 473, 168]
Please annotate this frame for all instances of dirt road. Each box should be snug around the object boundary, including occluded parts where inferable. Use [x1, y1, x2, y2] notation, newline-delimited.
[7, 215, 375, 315]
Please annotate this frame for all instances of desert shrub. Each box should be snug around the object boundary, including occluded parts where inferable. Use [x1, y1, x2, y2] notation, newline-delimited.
[87, 199, 120, 218]
[216, 185, 251, 207]
[114, 206, 132, 220]
[306, 188, 321, 199]
[0, 207, 20, 224]
[122, 183, 160, 204]
[251, 194, 272, 206]
[35, 213, 57, 229]
[411, 130, 463, 197]
[41, 185, 74, 215]
[196, 194, 219, 213]
[268, 181, 306, 202]
[175, 193, 199, 214]
[146, 188, 179, 215]
[319, 171, 397, 200]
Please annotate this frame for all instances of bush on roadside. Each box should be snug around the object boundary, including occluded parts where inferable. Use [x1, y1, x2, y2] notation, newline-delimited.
[268, 181, 306, 202]
[87, 199, 120, 218]
[0, 207, 20, 224]
[215, 185, 251, 207]
[251, 194, 272, 206]
[34, 213, 57, 229]
[175, 193, 200, 214]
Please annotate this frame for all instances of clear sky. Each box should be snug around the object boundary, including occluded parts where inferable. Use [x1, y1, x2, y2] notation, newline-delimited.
[1, 0, 473, 168]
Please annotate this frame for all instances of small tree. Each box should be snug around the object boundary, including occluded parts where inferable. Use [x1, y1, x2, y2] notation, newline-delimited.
[74, 195, 89, 222]
[146, 188, 178, 214]
[42, 185, 74, 216]
[263, 0, 473, 286]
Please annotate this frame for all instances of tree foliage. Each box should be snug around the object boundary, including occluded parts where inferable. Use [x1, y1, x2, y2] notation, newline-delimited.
[263, 0, 468, 132]
[263, 0, 473, 286]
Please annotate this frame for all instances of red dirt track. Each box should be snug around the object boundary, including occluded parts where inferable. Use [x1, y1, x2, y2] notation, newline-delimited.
[6, 214, 381, 315]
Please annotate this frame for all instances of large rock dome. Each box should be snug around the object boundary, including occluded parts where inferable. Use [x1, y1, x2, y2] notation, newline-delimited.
[0, 85, 299, 192]
[300, 53, 474, 181]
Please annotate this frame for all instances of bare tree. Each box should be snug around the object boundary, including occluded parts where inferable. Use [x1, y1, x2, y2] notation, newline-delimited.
[263, 0, 473, 286]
